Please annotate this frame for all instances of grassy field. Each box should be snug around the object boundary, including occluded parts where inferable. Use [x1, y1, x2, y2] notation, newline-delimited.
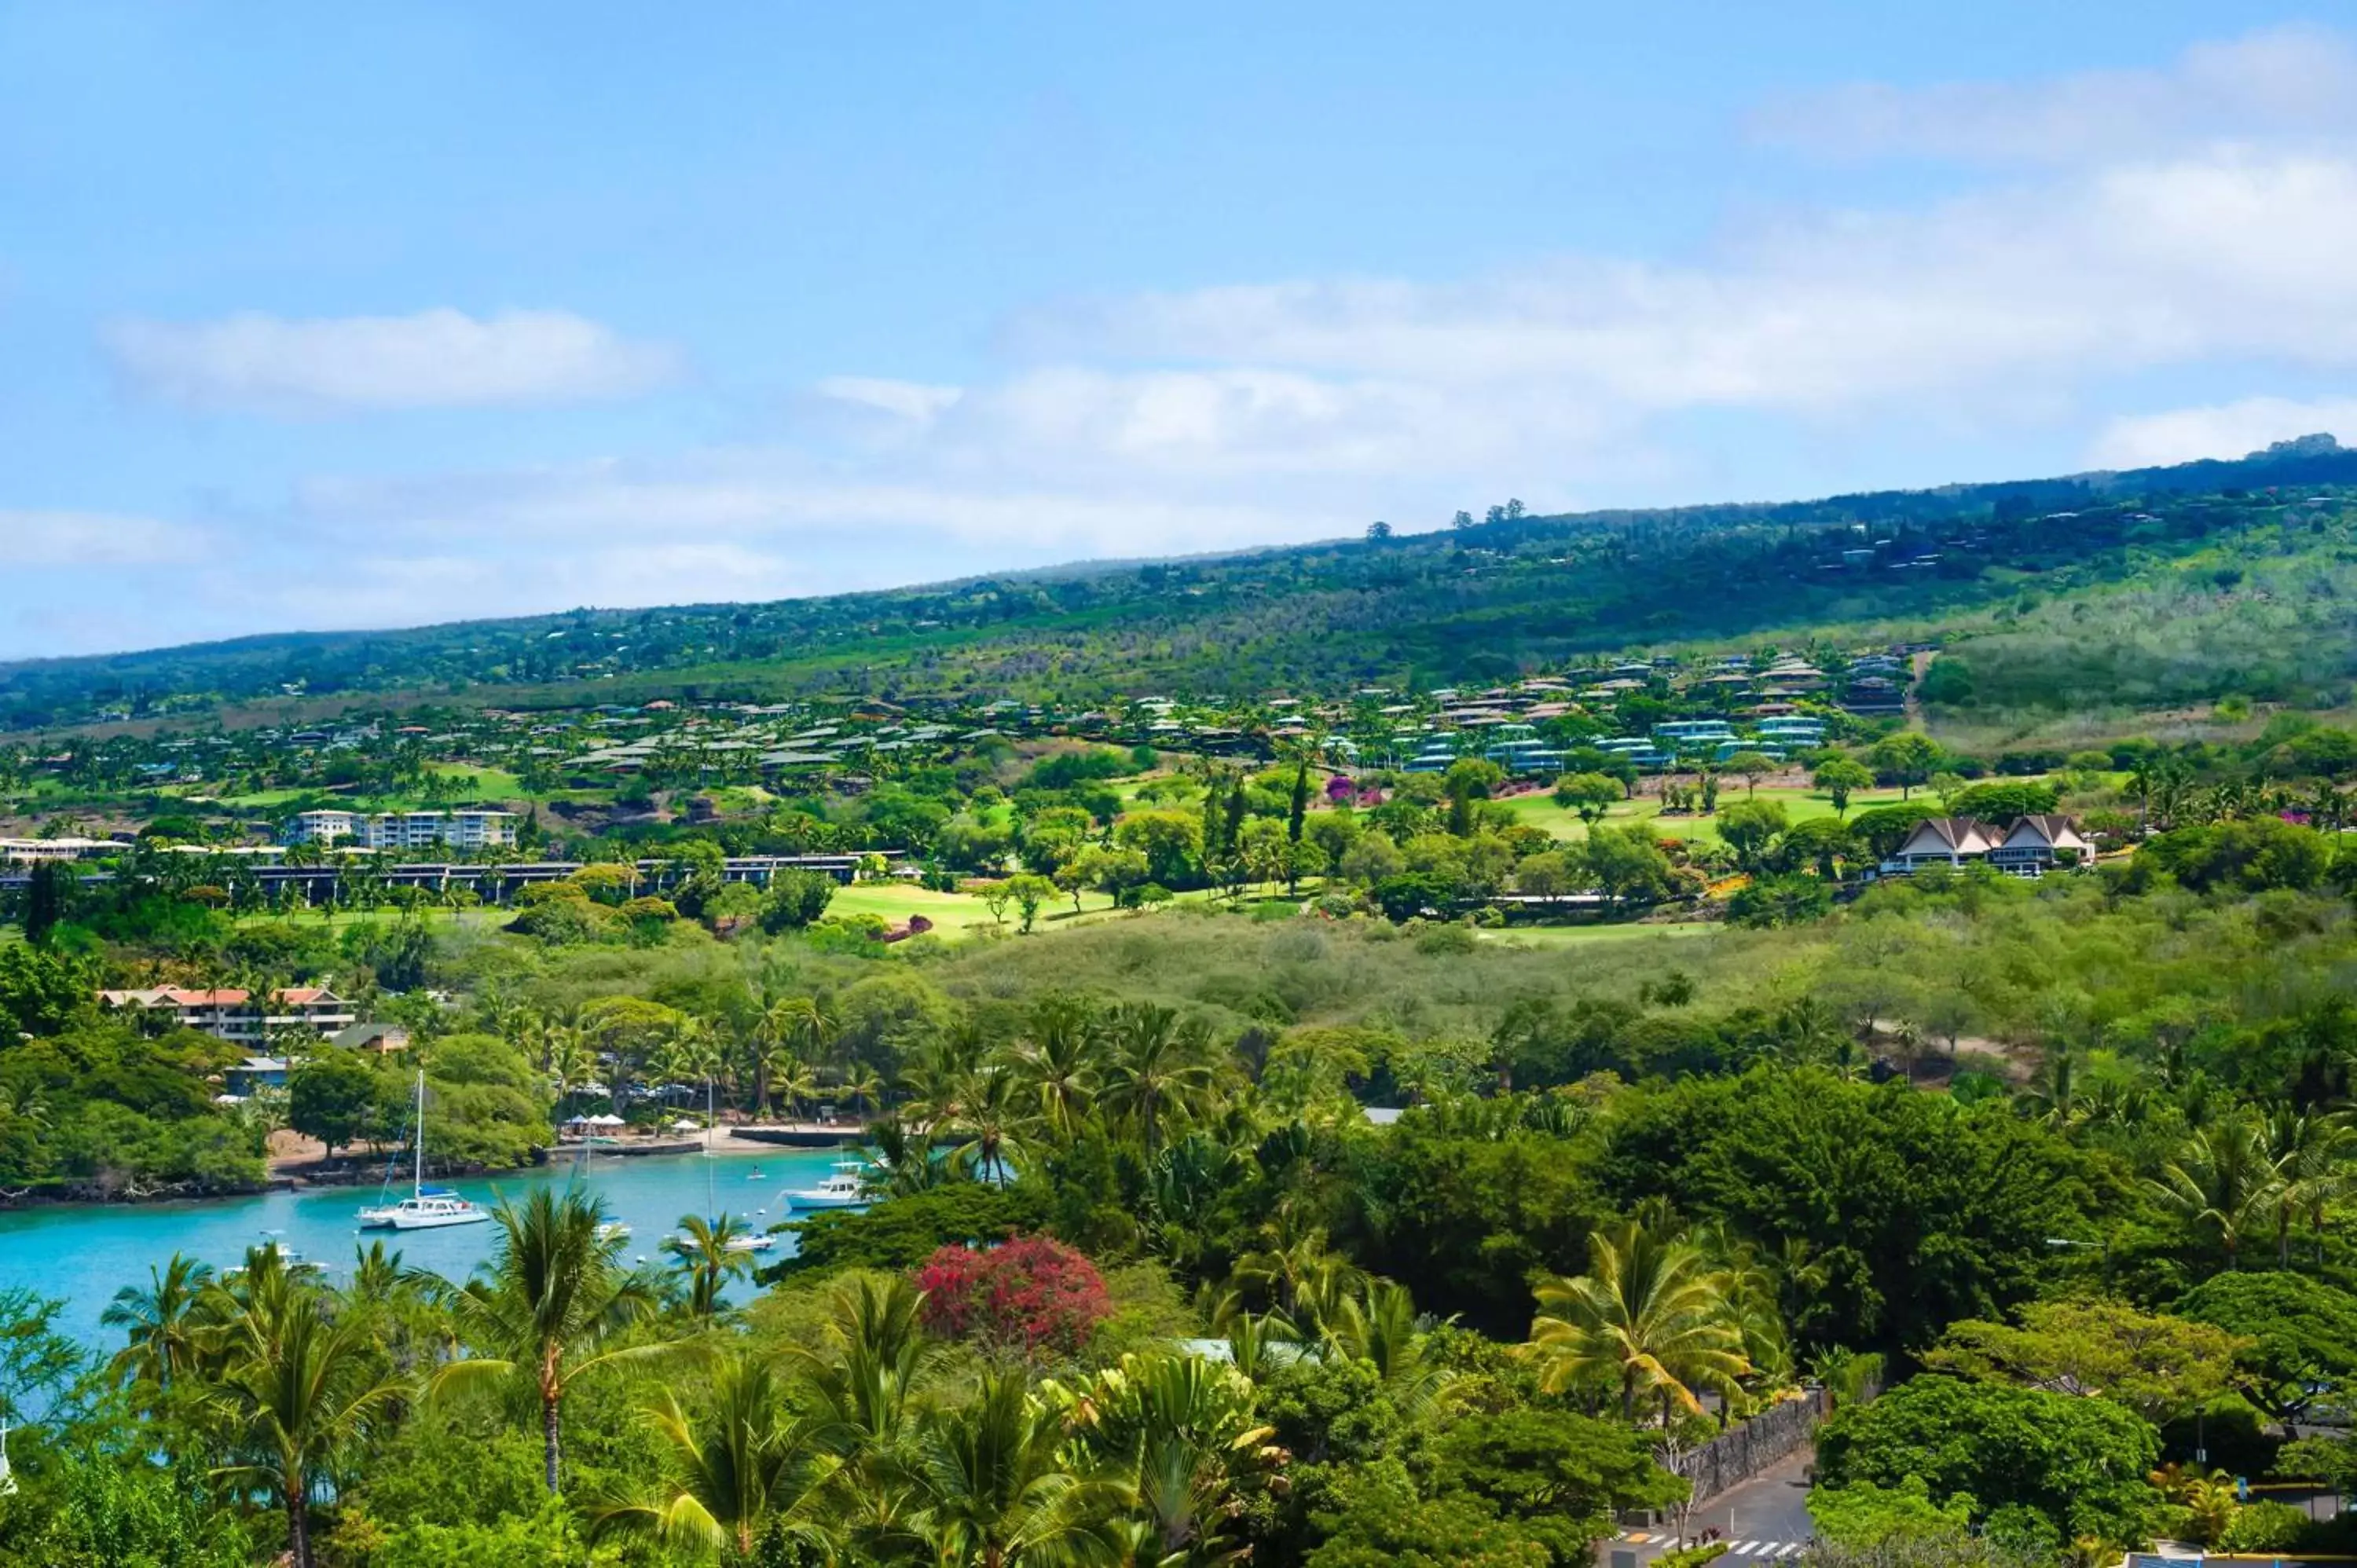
[827, 881, 1128, 936]
[1493, 782, 1923, 846]
[1476, 921, 1723, 947]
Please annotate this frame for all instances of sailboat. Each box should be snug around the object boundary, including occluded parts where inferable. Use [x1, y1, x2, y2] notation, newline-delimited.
[359, 1070, 491, 1230]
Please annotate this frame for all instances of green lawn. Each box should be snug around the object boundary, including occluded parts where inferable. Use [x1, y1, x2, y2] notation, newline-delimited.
[827, 881, 1127, 937]
[1494, 782, 1923, 846]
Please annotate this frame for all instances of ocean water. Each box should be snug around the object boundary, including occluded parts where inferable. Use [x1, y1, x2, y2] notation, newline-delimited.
[5, 1144, 852, 1350]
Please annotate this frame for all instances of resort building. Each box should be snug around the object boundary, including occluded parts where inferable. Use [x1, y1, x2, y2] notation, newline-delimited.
[284, 809, 519, 851]
[96, 985, 360, 1044]
[0, 837, 121, 863]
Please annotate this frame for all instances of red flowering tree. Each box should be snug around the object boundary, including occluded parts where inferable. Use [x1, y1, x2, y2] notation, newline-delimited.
[911, 1236, 1113, 1357]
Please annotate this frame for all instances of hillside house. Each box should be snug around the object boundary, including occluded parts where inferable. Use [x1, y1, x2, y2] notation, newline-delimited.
[1883, 815, 2091, 878]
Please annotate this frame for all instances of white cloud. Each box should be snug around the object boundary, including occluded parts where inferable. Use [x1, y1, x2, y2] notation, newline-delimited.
[2087, 397, 2357, 469]
[2, 508, 205, 566]
[104, 308, 679, 413]
[1748, 24, 2357, 163]
[1011, 150, 2357, 423]
[815, 376, 963, 423]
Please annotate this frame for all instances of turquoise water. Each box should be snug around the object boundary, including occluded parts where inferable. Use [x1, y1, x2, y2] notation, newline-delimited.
[1, 1144, 852, 1350]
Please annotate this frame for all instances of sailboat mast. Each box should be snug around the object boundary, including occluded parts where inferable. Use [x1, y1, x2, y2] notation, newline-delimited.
[413, 1068, 425, 1196]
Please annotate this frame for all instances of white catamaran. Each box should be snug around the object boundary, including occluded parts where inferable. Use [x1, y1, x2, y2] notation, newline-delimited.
[359, 1069, 491, 1231]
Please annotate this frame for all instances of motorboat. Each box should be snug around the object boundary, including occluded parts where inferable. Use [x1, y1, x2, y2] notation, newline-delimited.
[596, 1220, 632, 1243]
[787, 1160, 873, 1210]
[361, 1070, 489, 1230]
[724, 1232, 777, 1254]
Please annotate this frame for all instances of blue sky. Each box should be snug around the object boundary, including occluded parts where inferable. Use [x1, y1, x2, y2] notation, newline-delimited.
[7, 2, 2357, 657]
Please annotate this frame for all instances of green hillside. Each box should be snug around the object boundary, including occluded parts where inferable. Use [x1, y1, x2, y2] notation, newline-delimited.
[8, 434, 2357, 730]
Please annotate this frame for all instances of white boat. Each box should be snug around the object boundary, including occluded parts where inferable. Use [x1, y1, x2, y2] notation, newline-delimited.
[787, 1161, 873, 1210]
[360, 1070, 490, 1231]
[724, 1232, 777, 1254]
[596, 1220, 632, 1243]
[364, 1189, 492, 1231]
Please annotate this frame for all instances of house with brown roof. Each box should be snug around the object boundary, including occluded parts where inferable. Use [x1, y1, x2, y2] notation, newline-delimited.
[1883, 815, 2091, 878]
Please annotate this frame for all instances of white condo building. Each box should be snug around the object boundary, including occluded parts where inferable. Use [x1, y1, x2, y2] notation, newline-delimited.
[284, 809, 519, 851]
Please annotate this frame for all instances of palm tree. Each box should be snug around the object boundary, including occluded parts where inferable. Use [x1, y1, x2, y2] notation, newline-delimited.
[431, 1187, 665, 1493]
[1054, 1351, 1274, 1566]
[948, 1064, 1031, 1185]
[1528, 1220, 1751, 1423]
[102, 1252, 214, 1401]
[1014, 997, 1102, 1141]
[207, 1289, 408, 1568]
[588, 1351, 841, 1562]
[1102, 1004, 1217, 1156]
[665, 1212, 757, 1321]
[2146, 1115, 2286, 1269]
[801, 1273, 935, 1459]
[839, 1062, 885, 1119]
[801, 1275, 937, 1555]
[547, 1024, 596, 1130]
[767, 1050, 822, 1124]
[755, 996, 819, 1116]
[1329, 1280, 1454, 1420]
[908, 1371, 1127, 1568]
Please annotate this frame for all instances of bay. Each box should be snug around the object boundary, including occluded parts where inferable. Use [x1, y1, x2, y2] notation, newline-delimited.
[0, 1142, 852, 1350]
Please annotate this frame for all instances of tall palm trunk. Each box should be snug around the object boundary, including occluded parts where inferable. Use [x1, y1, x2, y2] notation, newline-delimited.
[541, 1350, 565, 1493]
[287, 1486, 313, 1568]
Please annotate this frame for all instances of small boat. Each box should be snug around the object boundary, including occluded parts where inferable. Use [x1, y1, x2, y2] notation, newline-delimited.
[787, 1160, 873, 1210]
[229, 1237, 324, 1276]
[745, 1167, 767, 1181]
[724, 1233, 777, 1254]
[361, 1071, 490, 1231]
[596, 1221, 632, 1243]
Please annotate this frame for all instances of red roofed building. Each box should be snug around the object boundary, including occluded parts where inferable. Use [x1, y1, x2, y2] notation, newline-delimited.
[97, 985, 358, 1044]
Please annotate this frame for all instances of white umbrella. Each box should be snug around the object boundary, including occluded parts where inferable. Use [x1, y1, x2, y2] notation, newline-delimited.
[670, 1118, 701, 1133]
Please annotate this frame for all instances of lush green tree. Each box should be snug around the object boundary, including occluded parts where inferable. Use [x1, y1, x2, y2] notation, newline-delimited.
[288, 1050, 380, 1158]
[1430, 1409, 1687, 1558]
[757, 869, 838, 932]
[1813, 757, 1875, 816]
[1922, 1299, 2242, 1425]
[1866, 734, 1945, 800]
[1716, 800, 1788, 872]
[2176, 1270, 2357, 1422]
[1596, 1070, 2103, 1354]
[1813, 1376, 2160, 1542]
[1807, 1476, 1974, 1550]
[1552, 774, 1621, 824]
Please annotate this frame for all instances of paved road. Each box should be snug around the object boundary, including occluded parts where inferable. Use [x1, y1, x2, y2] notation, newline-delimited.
[1610, 1448, 1816, 1566]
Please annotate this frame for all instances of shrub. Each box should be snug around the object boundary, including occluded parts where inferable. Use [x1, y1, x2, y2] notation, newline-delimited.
[912, 1235, 1113, 1357]
[2217, 1500, 2308, 1554]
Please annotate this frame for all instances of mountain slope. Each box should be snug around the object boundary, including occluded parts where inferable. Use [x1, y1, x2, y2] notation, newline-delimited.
[8, 437, 2357, 729]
